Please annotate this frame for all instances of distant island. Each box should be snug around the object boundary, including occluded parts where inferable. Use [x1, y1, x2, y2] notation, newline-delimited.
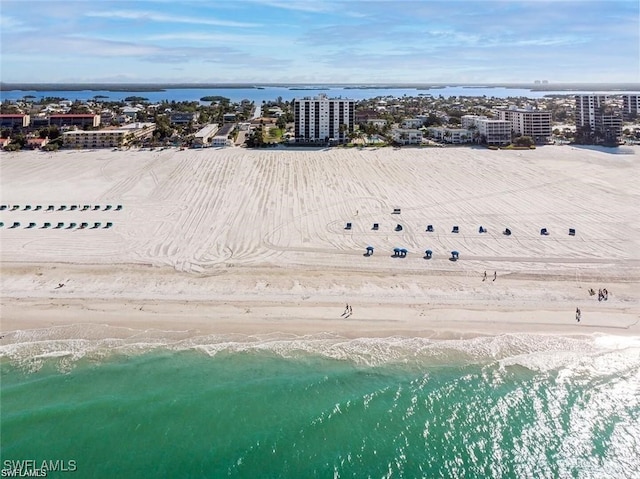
[124, 96, 149, 102]
[200, 96, 230, 102]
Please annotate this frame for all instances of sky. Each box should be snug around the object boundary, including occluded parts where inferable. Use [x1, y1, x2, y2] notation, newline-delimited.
[1, 0, 638, 84]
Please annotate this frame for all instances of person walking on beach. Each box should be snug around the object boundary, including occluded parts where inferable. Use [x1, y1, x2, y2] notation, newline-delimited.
[483, 271, 487, 281]
[493, 271, 497, 282]
[576, 307, 581, 322]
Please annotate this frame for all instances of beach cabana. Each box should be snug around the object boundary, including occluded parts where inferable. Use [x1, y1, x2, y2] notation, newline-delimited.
[104, 222, 113, 229]
[11, 205, 19, 211]
[399, 248, 408, 257]
[46, 205, 54, 211]
[478, 226, 487, 233]
[540, 228, 549, 236]
[450, 250, 459, 261]
[34, 205, 42, 211]
[115, 205, 123, 211]
[67, 222, 77, 229]
[104, 205, 112, 211]
[392, 208, 401, 214]
[10, 222, 20, 228]
[503, 228, 511, 236]
[54, 222, 64, 229]
[424, 249, 432, 259]
[92, 222, 101, 229]
[80, 222, 89, 229]
[372, 223, 379, 230]
[70, 205, 78, 210]
[42, 222, 51, 229]
[93, 205, 100, 210]
[345, 222, 352, 230]
[452, 226, 459, 233]
[0, 205, 6, 211]
[393, 247, 400, 257]
[426, 225, 434, 232]
[82, 205, 90, 211]
[365, 246, 374, 256]
[395, 224, 403, 231]
[569, 228, 576, 236]
[23, 205, 31, 210]
[26, 222, 36, 229]
[58, 205, 66, 211]
[0, 222, 3, 228]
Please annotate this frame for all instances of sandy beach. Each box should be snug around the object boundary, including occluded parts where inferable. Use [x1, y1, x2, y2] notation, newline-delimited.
[1, 145, 639, 343]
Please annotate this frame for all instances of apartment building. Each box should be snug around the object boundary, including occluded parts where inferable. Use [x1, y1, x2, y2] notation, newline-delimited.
[496, 106, 552, 143]
[293, 94, 355, 143]
[622, 94, 640, 120]
[63, 123, 155, 149]
[0, 114, 30, 129]
[575, 95, 622, 142]
[49, 114, 101, 129]
[461, 115, 510, 145]
[391, 128, 423, 145]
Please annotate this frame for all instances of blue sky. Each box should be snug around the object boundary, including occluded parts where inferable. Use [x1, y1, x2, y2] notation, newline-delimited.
[1, 0, 638, 83]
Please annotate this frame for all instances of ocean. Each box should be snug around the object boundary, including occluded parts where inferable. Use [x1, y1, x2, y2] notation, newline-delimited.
[0, 86, 628, 104]
[1, 332, 639, 479]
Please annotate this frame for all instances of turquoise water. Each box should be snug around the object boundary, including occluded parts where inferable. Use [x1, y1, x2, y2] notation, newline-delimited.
[1, 334, 639, 478]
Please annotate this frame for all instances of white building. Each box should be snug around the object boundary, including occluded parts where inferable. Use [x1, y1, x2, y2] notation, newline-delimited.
[427, 127, 471, 144]
[401, 118, 424, 129]
[193, 124, 219, 147]
[496, 106, 552, 143]
[293, 94, 355, 143]
[391, 128, 423, 145]
[622, 94, 640, 120]
[461, 115, 510, 145]
[575, 94, 622, 142]
[575, 95, 608, 130]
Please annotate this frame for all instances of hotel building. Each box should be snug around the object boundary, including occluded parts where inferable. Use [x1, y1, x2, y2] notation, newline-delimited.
[63, 123, 155, 149]
[496, 106, 552, 143]
[293, 94, 355, 143]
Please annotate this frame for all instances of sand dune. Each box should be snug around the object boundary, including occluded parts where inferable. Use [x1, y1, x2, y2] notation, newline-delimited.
[1, 145, 639, 339]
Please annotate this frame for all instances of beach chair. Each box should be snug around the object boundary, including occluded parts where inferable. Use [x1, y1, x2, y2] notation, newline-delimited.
[395, 224, 403, 231]
[399, 248, 408, 257]
[46, 205, 54, 211]
[92, 222, 101, 229]
[34, 205, 42, 211]
[0, 222, 3, 228]
[392, 208, 401, 214]
[10, 222, 20, 228]
[540, 228, 549, 236]
[0, 205, 6, 211]
[393, 247, 400, 257]
[104, 205, 112, 211]
[11, 205, 19, 211]
[450, 251, 459, 261]
[70, 205, 78, 210]
[54, 222, 64, 229]
[23, 205, 31, 211]
[345, 222, 352, 230]
[115, 205, 123, 211]
[93, 205, 100, 211]
[67, 222, 77, 229]
[372, 223, 379, 230]
[42, 222, 51, 229]
[569, 228, 576, 236]
[82, 205, 90, 211]
[424, 249, 433, 259]
[104, 222, 113, 229]
[365, 246, 374, 256]
[58, 205, 66, 211]
[479, 226, 486, 233]
[426, 225, 434, 232]
[80, 222, 89, 229]
[503, 228, 511, 236]
[26, 222, 36, 229]
[452, 226, 459, 233]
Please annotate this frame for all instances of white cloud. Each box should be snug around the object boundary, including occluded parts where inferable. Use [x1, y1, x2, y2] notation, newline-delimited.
[85, 9, 260, 28]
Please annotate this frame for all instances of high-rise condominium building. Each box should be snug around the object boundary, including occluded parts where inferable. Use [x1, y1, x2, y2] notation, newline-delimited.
[293, 94, 355, 143]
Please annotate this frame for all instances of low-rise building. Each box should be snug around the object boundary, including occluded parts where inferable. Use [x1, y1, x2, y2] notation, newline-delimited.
[0, 114, 30, 129]
[170, 112, 197, 125]
[26, 137, 49, 149]
[62, 123, 155, 149]
[49, 114, 101, 129]
[211, 123, 235, 147]
[401, 118, 424, 129]
[427, 127, 471, 144]
[391, 128, 423, 145]
[0, 137, 11, 148]
[193, 124, 220, 147]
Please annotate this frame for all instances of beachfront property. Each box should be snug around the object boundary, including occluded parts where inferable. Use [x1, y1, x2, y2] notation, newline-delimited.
[496, 106, 552, 143]
[49, 114, 101, 129]
[0, 113, 30, 129]
[575, 95, 623, 142]
[293, 94, 355, 143]
[391, 128, 423, 145]
[426, 127, 471, 144]
[622, 94, 640, 120]
[401, 118, 425, 129]
[62, 122, 155, 149]
[193, 124, 220, 147]
[211, 123, 235, 147]
[461, 115, 511, 145]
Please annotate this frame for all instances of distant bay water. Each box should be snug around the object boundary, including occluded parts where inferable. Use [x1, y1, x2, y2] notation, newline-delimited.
[1, 85, 635, 103]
